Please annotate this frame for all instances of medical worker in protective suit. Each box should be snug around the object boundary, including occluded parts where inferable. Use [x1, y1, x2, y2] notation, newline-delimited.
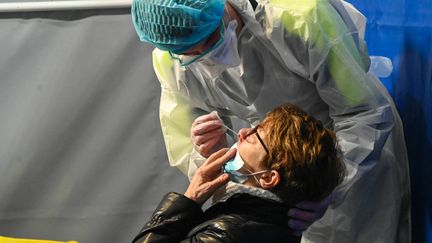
[131, 0, 411, 242]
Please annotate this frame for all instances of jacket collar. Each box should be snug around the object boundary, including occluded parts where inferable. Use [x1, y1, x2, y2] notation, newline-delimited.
[212, 181, 282, 205]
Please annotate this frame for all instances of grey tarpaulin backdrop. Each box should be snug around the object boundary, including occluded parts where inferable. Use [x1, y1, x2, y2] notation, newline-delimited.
[0, 7, 188, 243]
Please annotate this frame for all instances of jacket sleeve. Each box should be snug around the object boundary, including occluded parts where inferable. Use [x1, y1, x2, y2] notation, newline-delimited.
[132, 192, 204, 243]
[133, 192, 241, 243]
[266, 0, 394, 204]
[180, 216, 241, 243]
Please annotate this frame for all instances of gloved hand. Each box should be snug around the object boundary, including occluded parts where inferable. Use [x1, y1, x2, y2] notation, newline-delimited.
[191, 111, 228, 158]
[287, 194, 332, 236]
[184, 148, 235, 205]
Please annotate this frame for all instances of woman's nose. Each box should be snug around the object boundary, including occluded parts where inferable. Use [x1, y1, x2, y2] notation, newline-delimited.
[237, 128, 249, 141]
[237, 132, 243, 142]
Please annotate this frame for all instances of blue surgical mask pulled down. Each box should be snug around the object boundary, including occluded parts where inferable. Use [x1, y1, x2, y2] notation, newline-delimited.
[222, 143, 268, 184]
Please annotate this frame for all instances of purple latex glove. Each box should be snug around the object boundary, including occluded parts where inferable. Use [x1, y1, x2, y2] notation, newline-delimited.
[287, 194, 332, 236]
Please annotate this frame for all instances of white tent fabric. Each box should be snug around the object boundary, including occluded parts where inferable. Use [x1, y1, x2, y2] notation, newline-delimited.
[0, 8, 188, 243]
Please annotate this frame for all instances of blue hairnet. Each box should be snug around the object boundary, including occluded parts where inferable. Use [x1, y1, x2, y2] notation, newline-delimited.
[131, 0, 226, 54]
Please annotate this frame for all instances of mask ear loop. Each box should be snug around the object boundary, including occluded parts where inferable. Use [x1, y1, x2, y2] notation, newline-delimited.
[244, 168, 270, 186]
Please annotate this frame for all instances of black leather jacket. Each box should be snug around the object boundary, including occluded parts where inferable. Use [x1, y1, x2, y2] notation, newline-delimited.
[133, 192, 301, 243]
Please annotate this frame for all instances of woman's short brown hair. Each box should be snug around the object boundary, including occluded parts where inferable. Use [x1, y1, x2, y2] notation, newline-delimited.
[260, 103, 345, 206]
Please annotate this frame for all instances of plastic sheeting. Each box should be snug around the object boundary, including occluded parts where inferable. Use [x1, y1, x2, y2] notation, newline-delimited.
[0, 9, 188, 243]
[347, 0, 432, 242]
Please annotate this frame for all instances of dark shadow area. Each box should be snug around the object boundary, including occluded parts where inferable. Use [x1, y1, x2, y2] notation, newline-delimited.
[395, 32, 432, 243]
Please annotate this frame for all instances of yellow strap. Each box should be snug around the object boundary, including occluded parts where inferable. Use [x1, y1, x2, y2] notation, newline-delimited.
[0, 236, 78, 243]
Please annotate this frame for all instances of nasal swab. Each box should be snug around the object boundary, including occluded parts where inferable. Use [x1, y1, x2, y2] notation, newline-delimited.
[212, 110, 238, 137]
[222, 123, 238, 137]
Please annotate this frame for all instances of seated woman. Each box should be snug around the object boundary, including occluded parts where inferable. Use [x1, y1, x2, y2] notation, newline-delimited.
[132, 103, 345, 243]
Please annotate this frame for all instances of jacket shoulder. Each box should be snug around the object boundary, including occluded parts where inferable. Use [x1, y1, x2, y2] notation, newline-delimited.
[187, 213, 298, 242]
[186, 194, 299, 242]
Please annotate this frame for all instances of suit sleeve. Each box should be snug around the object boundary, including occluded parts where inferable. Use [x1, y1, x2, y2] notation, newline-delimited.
[152, 50, 207, 179]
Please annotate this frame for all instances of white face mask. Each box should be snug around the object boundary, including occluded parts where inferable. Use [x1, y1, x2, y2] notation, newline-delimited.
[203, 20, 241, 66]
[197, 20, 241, 78]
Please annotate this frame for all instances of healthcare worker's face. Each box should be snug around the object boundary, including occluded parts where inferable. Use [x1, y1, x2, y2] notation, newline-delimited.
[236, 126, 269, 186]
[182, 23, 223, 56]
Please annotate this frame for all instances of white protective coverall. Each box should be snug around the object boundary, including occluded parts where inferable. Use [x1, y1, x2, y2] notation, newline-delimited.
[151, 0, 411, 242]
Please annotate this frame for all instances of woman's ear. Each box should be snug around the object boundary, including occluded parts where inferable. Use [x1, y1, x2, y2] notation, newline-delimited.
[259, 170, 280, 189]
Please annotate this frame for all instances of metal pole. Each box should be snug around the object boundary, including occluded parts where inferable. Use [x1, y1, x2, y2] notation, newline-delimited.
[0, 0, 132, 13]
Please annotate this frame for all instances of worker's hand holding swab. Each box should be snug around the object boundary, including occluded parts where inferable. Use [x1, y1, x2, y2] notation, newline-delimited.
[191, 111, 232, 158]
